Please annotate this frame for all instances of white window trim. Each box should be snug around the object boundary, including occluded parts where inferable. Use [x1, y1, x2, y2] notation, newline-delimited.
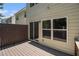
[52, 17, 68, 42]
[42, 16, 68, 43]
[42, 19, 51, 39]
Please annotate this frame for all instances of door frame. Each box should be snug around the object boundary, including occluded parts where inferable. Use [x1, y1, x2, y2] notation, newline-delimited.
[29, 21, 40, 41]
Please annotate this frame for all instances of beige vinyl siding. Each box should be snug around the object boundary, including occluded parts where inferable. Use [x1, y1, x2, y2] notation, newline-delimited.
[27, 3, 79, 55]
[15, 10, 27, 25]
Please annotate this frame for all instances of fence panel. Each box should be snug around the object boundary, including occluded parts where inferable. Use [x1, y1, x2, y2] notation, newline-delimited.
[0, 24, 28, 48]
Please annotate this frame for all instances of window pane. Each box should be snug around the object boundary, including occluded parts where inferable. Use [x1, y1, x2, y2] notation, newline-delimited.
[16, 16, 19, 20]
[34, 22, 39, 39]
[43, 20, 51, 29]
[53, 18, 66, 29]
[43, 30, 51, 39]
[53, 30, 66, 42]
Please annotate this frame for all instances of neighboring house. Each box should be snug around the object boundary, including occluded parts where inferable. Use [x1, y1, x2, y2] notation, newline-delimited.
[0, 18, 2, 23]
[15, 8, 27, 25]
[1, 18, 7, 24]
[6, 17, 12, 24]
[11, 16, 16, 24]
[5, 16, 16, 24]
[25, 3, 79, 55]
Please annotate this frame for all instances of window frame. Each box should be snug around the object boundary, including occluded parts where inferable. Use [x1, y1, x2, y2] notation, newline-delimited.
[42, 19, 51, 39]
[42, 20, 51, 29]
[16, 16, 19, 20]
[42, 17, 68, 42]
[42, 30, 51, 39]
[52, 17, 68, 42]
[53, 18, 67, 29]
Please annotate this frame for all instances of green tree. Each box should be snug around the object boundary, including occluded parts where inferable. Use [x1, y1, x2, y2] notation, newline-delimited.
[0, 3, 4, 23]
[0, 3, 3, 9]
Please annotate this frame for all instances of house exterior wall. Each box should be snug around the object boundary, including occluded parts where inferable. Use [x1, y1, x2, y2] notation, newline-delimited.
[27, 3, 79, 55]
[11, 16, 16, 24]
[6, 17, 12, 24]
[5, 16, 16, 24]
[15, 9, 27, 25]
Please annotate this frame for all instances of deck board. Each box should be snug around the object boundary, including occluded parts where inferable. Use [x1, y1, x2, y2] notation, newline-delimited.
[0, 41, 70, 56]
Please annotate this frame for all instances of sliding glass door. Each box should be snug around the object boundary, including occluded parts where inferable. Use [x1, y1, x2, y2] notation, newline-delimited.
[30, 22, 39, 40]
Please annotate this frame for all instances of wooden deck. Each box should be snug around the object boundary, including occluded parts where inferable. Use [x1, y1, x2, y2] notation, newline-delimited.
[0, 41, 71, 56]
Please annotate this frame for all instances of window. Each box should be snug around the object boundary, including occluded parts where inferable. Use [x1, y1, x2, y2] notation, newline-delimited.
[43, 20, 51, 29]
[42, 20, 51, 39]
[16, 16, 19, 20]
[53, 18, 67, 42]
[53, 30, 66, 41]
[53, 18, 66, 29]
[42, 17, 67, 42]
[43, 30, 51, 39]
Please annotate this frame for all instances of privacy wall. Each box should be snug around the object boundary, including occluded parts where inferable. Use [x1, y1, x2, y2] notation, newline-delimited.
[0, 24, 28, 49]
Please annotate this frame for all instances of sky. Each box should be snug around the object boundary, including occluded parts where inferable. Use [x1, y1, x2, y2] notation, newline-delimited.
[0, 3, 26, 18]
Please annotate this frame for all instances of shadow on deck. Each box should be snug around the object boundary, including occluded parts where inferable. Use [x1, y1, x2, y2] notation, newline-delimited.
[28, 41, 72, 56]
